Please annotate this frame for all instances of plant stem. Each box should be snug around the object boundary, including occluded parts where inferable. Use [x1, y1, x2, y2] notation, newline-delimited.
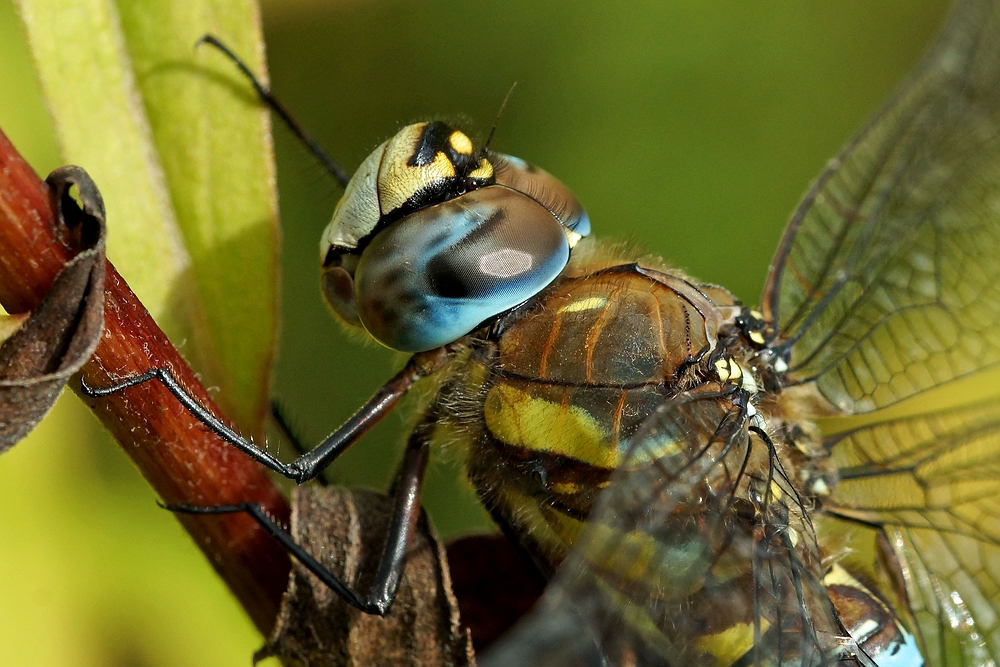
[0, 126, 291, 635]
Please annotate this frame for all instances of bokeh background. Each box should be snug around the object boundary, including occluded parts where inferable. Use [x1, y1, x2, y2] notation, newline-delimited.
[0, 1, 949, 665]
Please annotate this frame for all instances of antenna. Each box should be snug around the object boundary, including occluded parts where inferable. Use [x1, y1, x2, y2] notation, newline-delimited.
[462, 82, 518, 183]
[484, 82, 518, 153]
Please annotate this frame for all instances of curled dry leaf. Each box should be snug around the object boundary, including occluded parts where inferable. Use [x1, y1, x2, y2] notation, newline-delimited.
[0, 166, 105, 452]
[259, 487, 476, 667]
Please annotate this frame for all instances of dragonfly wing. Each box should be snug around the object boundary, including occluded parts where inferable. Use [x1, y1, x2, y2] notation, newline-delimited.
[761, 0, 1000, 414]
[825, 397, 1000, 667]
[482, 390, 852, 667]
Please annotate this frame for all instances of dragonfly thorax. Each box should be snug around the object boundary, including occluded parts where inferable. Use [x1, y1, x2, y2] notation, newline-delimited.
[443, 250, 754, 572]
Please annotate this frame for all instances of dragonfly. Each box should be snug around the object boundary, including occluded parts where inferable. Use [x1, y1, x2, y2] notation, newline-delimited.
[80, 0, 1000, 664]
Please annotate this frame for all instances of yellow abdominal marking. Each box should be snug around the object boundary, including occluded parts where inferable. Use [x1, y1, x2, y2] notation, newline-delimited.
[485, 383, 618, 468]
[714, 357, 760, 394]
[693, 622, 762, 667]
[448, 130, 473, 155]
[823, 563, 860, 588]
[714, 357, 742, 383]
[575, 519, 711, 598]
[558, 296, 608, 314]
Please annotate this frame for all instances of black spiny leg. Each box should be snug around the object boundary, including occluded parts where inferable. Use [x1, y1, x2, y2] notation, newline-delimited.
[167, 417, 432, 615]
[80, 349, 450, 483]
[270, 399, 330, 486]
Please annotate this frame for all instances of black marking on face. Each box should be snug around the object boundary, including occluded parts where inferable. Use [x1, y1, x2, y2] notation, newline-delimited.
[409, 121, 459, 167]
[323, 246, 343, 268]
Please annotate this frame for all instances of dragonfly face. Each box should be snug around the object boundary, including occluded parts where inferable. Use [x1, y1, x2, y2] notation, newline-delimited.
[307, 1, 1000, 665]
[319, 120, 589, 352]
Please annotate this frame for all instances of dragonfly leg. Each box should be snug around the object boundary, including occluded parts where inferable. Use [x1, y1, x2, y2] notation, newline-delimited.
[167, 418, 430, 616]
[195, 35, 350, 187]
[268, 398, 330, 486]
[79, 347, 454, 484]
[81, 366, 297, 478]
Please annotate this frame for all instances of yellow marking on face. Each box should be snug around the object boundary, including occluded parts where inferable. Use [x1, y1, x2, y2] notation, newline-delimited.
[750, 309, 763, 320]
[485, 383, 618, 468]
[749, 329, 766, 345]
[564, 228, 583, 248]
[714, 358, 731, 382]
[378, 149, 456, 214]
[769, 480, 784, 503]
[558, 296, 608, 314]
[729, 360, 742, 381]
[449, 130, 473, 155]
[693, 622, 761, 667]
[466, 158, 494, 180]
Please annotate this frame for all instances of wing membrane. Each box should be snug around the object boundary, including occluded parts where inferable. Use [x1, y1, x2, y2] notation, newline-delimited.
[825, 397, 1000, 666]
[762, 0, 1000, 414]
[483, 391, 849, 667]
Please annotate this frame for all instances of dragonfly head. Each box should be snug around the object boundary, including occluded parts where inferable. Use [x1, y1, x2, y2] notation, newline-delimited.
[320, 121, 590, 352]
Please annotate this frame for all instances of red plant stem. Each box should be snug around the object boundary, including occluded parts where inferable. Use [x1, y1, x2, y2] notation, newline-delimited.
[0, 127, 290, 634]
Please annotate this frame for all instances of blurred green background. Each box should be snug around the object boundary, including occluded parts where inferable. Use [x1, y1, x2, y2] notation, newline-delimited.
[0, 1, 948, 665]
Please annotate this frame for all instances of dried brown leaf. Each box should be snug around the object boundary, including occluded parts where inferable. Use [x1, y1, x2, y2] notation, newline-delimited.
[259, 487, 476, 667]
[0, 166, 105, 451]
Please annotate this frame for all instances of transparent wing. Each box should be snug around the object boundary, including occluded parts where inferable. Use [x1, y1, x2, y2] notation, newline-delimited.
[761, 0, 1000, 415]
[482, 390, 852, 667]
[824, 396, 1000, 667]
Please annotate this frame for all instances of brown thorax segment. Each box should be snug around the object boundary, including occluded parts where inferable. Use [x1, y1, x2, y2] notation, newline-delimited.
[493, 262, 739, 389]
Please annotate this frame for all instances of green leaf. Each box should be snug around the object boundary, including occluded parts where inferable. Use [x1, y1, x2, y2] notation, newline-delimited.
[16, 0, 279, 433]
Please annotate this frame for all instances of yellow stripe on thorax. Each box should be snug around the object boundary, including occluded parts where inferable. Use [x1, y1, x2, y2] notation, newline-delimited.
[484, 381, 621, 468]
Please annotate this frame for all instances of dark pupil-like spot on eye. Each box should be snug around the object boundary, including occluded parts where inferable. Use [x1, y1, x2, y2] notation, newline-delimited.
[428, 259, 471, 299]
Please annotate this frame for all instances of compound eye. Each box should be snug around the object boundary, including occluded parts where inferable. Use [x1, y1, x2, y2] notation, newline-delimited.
[353, 187, 570, 351]
[492, 153, 591, 242]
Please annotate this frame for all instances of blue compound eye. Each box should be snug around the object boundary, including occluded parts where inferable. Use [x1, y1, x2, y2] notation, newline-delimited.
[353, 186, 570, 352]
[491, 153, 591, 239]
[319, 121, 590, 350]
